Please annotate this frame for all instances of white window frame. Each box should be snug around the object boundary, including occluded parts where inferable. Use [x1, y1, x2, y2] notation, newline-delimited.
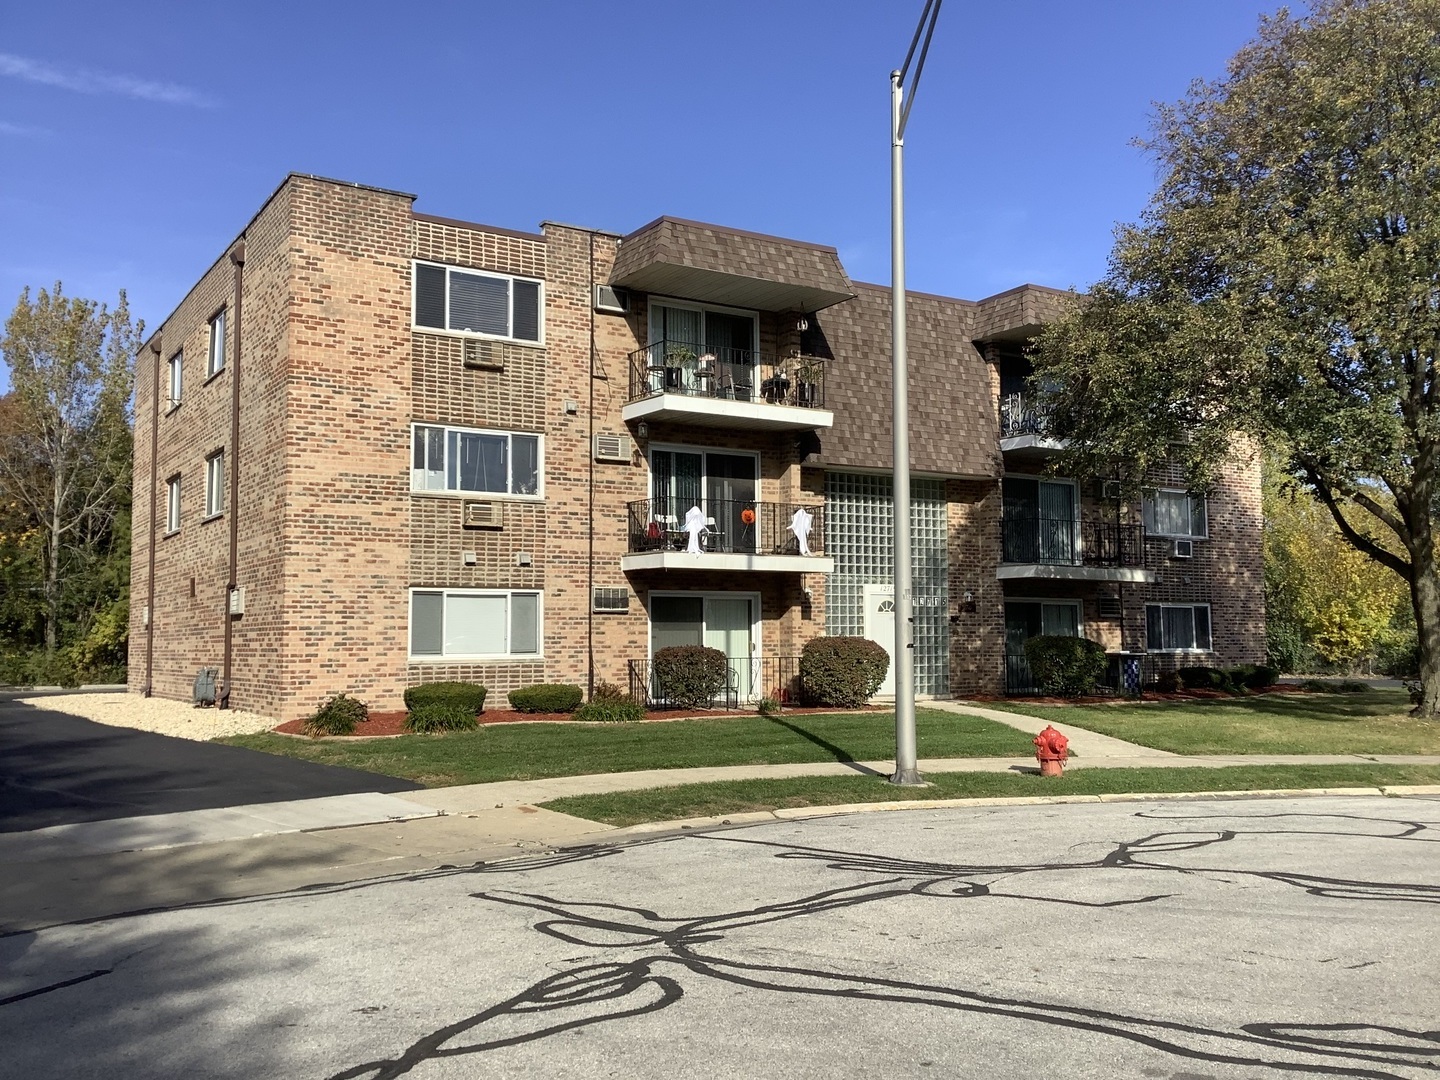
[167, 350, 183, 409]
[207, 309, 226, 378]
[411, 260, 545, 345]
[409, 423, 543, 499]
[1143, 488, 1208, 539]
[408, 588, 544, 661]
[1145, 602, 1213, 653]
[165, 475, 181, 534]
[204, 450, 225, 519]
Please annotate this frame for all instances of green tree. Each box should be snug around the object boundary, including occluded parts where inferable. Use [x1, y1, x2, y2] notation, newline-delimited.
[0, 283, 139, 664]
[1031, 0, 1440, 714]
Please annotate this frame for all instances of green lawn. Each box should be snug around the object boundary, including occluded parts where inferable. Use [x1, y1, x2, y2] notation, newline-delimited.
[218, 708, 1034, 788]
[979, 690, 1440, 755]
[541, 763, 1440, 826]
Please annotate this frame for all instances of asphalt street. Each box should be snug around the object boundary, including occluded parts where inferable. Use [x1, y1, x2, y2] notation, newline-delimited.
[2, 794, 1436, 1079]
[0, 697, 420, 832]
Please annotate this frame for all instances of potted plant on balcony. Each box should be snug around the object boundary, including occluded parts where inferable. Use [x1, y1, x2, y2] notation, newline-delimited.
[663, 345, 696, 391]
[794, 356, 823, 407]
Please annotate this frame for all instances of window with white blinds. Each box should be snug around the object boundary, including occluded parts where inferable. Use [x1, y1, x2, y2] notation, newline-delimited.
[413, 261, 542, 343]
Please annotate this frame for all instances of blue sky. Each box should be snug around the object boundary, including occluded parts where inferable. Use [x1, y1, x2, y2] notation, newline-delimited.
[0, 0, 1289, 394]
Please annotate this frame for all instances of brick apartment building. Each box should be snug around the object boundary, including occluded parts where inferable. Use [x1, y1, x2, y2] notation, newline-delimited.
[128, 174, 1263, 722]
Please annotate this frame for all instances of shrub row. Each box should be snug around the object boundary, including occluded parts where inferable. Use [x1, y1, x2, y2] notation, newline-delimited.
[1171, 664, 1280, 693]
[507, 683, 583, 713]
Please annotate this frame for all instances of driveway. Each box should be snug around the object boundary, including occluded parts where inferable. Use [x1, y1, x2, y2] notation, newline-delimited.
[1, 795, 1435, 1078]
[0, 697, 420, 832]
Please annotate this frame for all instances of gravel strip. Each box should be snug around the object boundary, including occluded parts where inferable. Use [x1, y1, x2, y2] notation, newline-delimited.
[17, 692, 276, 740]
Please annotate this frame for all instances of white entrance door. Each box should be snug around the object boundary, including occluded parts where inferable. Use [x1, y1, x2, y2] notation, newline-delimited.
[704, 597, 755, 702]
[863, 584, 897, 696]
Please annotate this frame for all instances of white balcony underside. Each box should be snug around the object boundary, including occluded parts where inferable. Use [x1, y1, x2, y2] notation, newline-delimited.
[622, 394, 833, 432]
[999, 434, 1068, 455]
[997, 564, 1156, 583]
[622, 551, 835, 574]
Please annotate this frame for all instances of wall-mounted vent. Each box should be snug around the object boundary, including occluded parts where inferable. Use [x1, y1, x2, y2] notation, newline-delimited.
[1097, 595, 1122, 619]
[592, 587, 630, 613]
[228, 586, 246, 617]
[1172, 538, 1194, 559]
[463, 338, 504, 371]
[593, 433, 632, 463]
[594, 285, 628, 315]
[1101, 479, 1123, 500]
[463, 500, 504, 529]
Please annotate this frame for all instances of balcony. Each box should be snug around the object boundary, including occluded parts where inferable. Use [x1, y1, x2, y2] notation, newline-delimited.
[622, 497, 834, 574]
[997, 514, 1155, 583]
[623, 341, 834, 432]
[999, 392, 1066, 456]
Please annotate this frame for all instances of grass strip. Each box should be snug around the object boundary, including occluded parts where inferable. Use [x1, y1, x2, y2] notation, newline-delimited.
[218, 708, 1035, 787]
[539, 763, 1440, 827]
[977, 690, 1440, 755]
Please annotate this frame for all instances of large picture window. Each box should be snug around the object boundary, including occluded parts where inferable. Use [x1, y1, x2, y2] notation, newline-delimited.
[1143, 489, 1207, 538]
[411, 424, 541, 497]
[1146, 603, 1212, 652]
[413, 261, 542, 343]
[409, 589, 541, 659]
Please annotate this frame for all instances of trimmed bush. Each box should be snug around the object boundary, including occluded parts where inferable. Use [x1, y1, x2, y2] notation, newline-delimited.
[303, 693, 368, 737]
[1177, 665, 1232, 691]
[1023, 635, 1107, 697]
[652, 645, 730, 709]
[403, 681, 487, 715]
[1226, 663, 1279, 690]
[1156, 670, 1183, 694]
[405, 704, 480, 733]
[800, 636, 890, 708]
[508, 683, 583, 714]
[574, 698, 646, 723]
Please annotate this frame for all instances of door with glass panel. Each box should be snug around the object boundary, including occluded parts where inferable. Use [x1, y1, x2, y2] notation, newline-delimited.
[649, 449, 758, 553]
[649, 303, 757, 398]
[649, 594, 756, 704]
[1002, 476, 1076, 564]
[1003, 600, 1079, 693]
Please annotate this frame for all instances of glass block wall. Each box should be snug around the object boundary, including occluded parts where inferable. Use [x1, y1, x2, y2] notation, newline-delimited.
[825, 473, 950, 694]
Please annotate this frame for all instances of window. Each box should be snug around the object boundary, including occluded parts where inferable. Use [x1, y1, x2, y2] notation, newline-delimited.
[411, 424, 541, 496]
[413, 261, 542, 343]
[1143, 489, 1207, 538]
[167, 351, 183, 408]
[1146, 603, 1212, 652]
[205, 450, 225, 518]
[207, 309, 226, 377]
[165, 476, 181, 533]
[409, 589, 541, 659]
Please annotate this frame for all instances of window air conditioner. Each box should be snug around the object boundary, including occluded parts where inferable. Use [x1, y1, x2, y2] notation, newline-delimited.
[463, 500, 503, 529]
[463, 339, 503, 371]
[1172, 538, 1194, 559]
[1101, 479, 1123, 500]
[594, 285, 628, 315]
[593, 433, 633, 463]
[592, 587, 630, 613]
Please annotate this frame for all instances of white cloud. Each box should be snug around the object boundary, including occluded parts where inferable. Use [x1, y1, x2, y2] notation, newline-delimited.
[0, 53, 214, 107]
[0, 120, 52, 137]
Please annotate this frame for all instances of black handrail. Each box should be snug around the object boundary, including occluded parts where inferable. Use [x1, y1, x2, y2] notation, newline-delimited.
[627, 339, 826, 408]
[626, 498, 825, 557]
[627, 655, 805, 709]
[1000, 514, 1144, 567]
[998, 391, 1052, 438]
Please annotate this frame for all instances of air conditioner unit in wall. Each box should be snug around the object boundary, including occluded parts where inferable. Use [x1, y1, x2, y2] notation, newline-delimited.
[592, 587, 630, 613]
[463, 339, 504, 371]
[1097, 595, 1122, 619]
[1172, 538, 1194, 559]
[593, 433, 633, 463]
[463, 500, 504, 529]
[594, 285, 628, 315]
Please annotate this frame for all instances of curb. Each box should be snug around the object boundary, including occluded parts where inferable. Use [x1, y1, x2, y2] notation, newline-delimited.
[601, 785, 1439, 838]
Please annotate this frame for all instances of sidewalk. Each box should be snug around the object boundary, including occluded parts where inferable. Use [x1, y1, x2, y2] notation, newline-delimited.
[5, 702, 1439, 935]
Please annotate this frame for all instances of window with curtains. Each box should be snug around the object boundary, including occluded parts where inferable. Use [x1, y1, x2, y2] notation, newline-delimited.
[411, 424, 541, 497]
[1146, 603, 1213, 652]
[648, 301, 758, 396]
[1142, 489, 1207, 538]
[412, 261, 542, 343]
[409, 589, 542, 659]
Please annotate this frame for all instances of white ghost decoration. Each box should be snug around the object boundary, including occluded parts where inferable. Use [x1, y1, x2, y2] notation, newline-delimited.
[684, 505, 708, 556]
[790, 507, 814, 556]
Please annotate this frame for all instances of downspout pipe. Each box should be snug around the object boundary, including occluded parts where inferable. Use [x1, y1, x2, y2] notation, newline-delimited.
[143, 336, 162, 696]
[219, 241, 245, 708]
[587, 231, 596, 699]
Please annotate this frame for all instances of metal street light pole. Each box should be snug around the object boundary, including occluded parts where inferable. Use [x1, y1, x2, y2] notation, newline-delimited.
[890, 0, 941, 787]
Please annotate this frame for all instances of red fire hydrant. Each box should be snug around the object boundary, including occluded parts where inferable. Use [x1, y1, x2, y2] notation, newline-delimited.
[1034, 725, 1069, 778]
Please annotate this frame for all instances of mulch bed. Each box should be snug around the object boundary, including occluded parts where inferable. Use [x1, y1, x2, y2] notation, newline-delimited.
[272, 704, 887, 738]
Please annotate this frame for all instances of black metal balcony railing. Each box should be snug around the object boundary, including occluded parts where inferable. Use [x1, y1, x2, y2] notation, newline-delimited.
[627, 498, 825, 557]
[998, 391, 1052, 439]
[627, 339, 827, 409]
[628, 655, 804, 709]
[1004, 652, 1162, 695]
[1000, 514, 1145, 567]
